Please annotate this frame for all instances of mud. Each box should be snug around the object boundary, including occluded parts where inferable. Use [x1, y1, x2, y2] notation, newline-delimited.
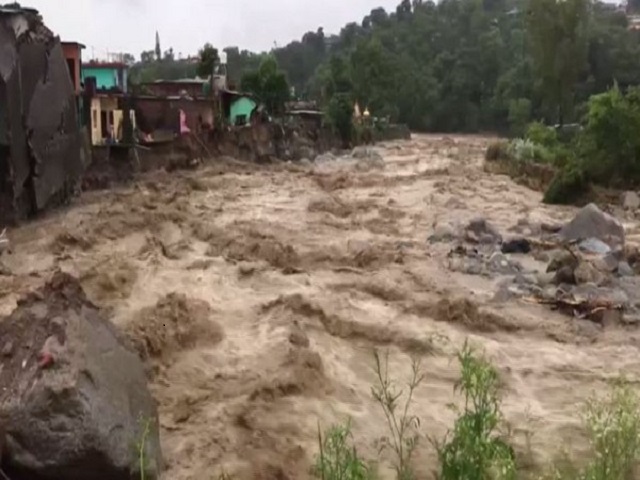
[2, 135, 640, 479]
[125, 293, 223, 364]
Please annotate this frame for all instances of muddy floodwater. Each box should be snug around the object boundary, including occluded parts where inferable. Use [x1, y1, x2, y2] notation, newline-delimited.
[3, 134, 640, 479]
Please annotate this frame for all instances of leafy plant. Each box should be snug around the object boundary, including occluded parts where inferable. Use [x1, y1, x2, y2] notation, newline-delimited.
[506, 139, 552, 164]
[525, 122, 559, 149]
[371, 349, 424, 480]
[435, 341, 516, 480]
[508, 98, 532, 138]
[313, 421, 373, 480]
[541, 380, 640, 480]
[581, 380, 640, 480]
[543, 159, 589, 205]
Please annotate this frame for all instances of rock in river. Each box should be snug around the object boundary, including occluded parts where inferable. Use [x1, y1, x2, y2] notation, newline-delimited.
[559, 203, 625, 248]
[0, 272, 163, 480]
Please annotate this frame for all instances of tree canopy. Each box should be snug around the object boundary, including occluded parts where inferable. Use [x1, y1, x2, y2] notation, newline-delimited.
[240, 56, 290, 114]
[263, 0, 640, 133]
[196, 43, 219, 78]
[128, 0, 640, 136]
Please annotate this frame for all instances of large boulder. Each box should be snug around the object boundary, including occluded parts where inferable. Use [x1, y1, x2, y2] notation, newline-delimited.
[0, 272, 162, 480]
[559, 203, 625, 248]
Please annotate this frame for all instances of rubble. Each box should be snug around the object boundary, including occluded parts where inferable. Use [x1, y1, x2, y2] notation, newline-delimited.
[0, 272, 163, 480]
[463, 217, 503, 245]
[448, 245, 523, 278]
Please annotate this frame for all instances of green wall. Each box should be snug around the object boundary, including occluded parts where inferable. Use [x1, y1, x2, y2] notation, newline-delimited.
[82, 66, 128, 92]
[230, 97, 257, 125]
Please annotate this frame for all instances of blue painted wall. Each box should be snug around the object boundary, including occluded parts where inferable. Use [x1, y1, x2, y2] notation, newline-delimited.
[82, 66, 127, 92]
[230, 97, 257, 125]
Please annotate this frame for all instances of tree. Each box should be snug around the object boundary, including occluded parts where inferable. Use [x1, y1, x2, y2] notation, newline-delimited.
[122, 53, 136, 65]
[163, 48, 175, 62]
[155, 31, 161, 61]
[240, 56, 290, 114]
[527, 0, 590, 125]
[324, 55, 354, 147]
[140, 50, 155, 64]
[196, 43, 219, 78]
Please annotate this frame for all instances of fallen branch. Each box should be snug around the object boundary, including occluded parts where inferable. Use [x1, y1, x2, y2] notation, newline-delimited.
[525, 295, 624, 322]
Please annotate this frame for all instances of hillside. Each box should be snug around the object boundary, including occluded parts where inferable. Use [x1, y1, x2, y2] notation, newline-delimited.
[266, 0, 640, 132]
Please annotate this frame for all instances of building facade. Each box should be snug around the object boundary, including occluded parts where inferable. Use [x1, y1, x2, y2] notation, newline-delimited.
[82, 62, 129, 93]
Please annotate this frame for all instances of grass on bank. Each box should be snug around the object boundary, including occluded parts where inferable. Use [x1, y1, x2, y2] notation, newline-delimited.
[314, 343, 640, 480]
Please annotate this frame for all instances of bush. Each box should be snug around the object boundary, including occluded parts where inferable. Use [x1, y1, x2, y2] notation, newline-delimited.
[485, 141, 510, 162]
[435, 342, 516, 480]
[543, 160, 589, 205]
[525, 122, 559, 149]
[508, 98, 532, 138]
[543, 380, 640, 480]
[582, 381, 640, 480]
[313, 421, 374, 480]
[507, 138, 552, 164]
[579, 85, 640, 186]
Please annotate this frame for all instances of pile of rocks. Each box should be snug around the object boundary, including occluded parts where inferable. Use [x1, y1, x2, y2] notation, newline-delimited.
[430, 202, 640, 325]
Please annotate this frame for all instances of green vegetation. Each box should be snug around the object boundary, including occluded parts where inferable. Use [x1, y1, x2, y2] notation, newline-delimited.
[542, 381, 640, 480]
[136, 417, 153, 480]
[196, 43, 219, 79]
[128, 0, 640, 134]
[126, 0, 640, 198]
[312, 345, 640, 480]
[488, 85, 640, 204]
[371, 350, 424, 480]
[435, 342, 516, 480]
[314, 421, 374, 480]
[240, 56, 290, 115]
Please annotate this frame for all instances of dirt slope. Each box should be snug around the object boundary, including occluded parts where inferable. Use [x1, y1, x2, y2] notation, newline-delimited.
[2, 134, 640, 479]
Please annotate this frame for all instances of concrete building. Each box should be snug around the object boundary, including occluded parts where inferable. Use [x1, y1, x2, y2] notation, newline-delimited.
[61, 41, 85, 94]
[140, 78, 210, 98]
[82, 61, 129, 93]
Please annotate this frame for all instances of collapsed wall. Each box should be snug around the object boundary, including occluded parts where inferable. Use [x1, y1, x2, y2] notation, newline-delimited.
[0, 7, 85, 226]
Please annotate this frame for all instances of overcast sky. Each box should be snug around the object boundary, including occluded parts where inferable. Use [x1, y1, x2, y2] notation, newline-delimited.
[26, 0, 400, 60]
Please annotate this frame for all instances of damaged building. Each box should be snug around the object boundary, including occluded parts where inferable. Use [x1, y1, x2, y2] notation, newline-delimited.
[0, 6, 86, 226]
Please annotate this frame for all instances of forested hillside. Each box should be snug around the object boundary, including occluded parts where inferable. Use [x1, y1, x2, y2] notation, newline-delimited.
[130, 0, 640, 135]
[267, 0, 640, 133]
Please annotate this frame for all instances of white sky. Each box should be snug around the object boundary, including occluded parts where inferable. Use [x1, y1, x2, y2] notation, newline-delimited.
[25, 0, 401, 60]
